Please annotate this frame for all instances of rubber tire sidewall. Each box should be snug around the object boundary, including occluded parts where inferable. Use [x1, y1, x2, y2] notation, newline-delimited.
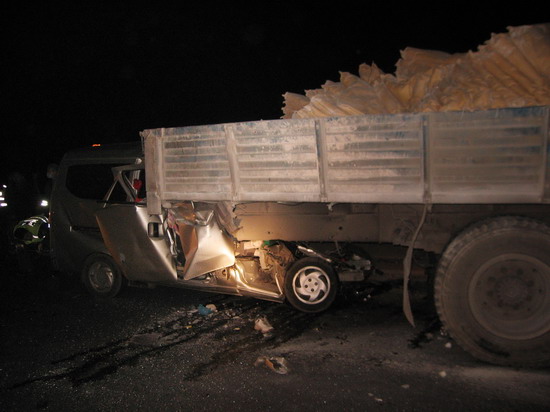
[435, 217, 550, 367]
[284, 257, 338, 313]
[81, 253, 125, 298]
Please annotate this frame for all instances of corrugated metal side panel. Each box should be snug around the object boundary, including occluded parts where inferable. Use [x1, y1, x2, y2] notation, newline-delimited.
[230, 119, 320, 201]
[150, 115, 426, 203]
[144, 106, 548, 205]
[428, 106, 548, 203]
[323, 114, 424, 203]
[160, 124, 233, 201]
[154, 119, 322, 202]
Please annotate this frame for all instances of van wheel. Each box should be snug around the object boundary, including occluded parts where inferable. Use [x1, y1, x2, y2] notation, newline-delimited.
[284, 257, 338, 313]
[82, 254, 125, 298]
[434, 217, 550, 367]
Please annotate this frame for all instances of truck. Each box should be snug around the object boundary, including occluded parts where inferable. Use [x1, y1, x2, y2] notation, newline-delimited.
[49, 106, 550, 367]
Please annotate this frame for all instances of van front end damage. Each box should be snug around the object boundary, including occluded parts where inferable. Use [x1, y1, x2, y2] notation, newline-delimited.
[94, 198, 374, 312]
[95, 201, 295, 303]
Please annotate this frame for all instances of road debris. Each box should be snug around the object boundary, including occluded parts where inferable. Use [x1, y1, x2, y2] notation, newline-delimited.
[368, 393, 384, 403]
[439, 371, 447, 378]
[254, 316, 274, 338]
[197, 304, 214, 316]
[408, 318, 441, 348]
[254, 356, 289, 374]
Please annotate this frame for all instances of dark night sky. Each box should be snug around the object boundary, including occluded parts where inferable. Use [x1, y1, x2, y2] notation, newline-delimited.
[1, 3, 547, 188]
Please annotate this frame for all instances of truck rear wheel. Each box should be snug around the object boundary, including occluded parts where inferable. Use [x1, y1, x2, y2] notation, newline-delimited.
[434, 216, 550, 367]
[82, 253, 126, 298]
[284, 257, 338, 313]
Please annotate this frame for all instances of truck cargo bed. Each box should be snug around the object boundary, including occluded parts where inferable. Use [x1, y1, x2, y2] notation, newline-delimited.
[142, 106, 549, 214]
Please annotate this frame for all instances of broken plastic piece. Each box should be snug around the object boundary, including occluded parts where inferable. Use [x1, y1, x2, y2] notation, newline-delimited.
[197, 304, 213, 316]
[254, 356, 289, 374]
[254, 316, 274, 335]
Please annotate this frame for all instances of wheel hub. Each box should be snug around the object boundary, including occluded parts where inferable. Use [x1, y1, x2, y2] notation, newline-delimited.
[90, 262, 114, 292]
[294, 266, 330, 304]
[469, 254, 550, 340]
[494, 274, 530, 307]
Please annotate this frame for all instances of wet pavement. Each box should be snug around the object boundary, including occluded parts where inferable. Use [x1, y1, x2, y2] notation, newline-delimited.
[1, 255, 549, 411]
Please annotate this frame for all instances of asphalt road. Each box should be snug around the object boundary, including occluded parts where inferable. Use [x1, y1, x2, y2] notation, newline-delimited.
[1, 254, 549, 411]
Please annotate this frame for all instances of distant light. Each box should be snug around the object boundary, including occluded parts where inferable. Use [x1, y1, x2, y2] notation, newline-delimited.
[40, 199, 49, 207]
[0, 202, 7, 207]
[92, 143, 101, 147]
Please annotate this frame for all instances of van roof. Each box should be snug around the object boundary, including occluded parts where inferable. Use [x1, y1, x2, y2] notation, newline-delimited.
[61, 141, 143, 163]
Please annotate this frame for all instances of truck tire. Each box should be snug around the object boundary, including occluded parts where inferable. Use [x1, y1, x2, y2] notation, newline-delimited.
[82, 253, 126, 298]
[434, 216, 550, 367]
[284, 257, 338, 313]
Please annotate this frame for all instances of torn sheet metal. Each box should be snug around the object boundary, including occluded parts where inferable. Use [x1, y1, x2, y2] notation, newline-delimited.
[169, 203, 235, 280]
[96, 204, 177, 283]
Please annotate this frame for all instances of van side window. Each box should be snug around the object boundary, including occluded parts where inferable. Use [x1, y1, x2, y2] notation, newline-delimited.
[66, 164, 126, 201]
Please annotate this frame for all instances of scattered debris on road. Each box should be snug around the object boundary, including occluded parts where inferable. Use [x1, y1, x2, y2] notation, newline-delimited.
[254, 356, 289, 375]
[197, 303, 217, 316]
[254, 316, 274, 338]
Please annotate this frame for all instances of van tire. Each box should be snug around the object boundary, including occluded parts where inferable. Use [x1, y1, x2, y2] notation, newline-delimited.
[82, 253, 125, 298]
[284, 257, 338, 313]
[434, 216, 550, 367]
